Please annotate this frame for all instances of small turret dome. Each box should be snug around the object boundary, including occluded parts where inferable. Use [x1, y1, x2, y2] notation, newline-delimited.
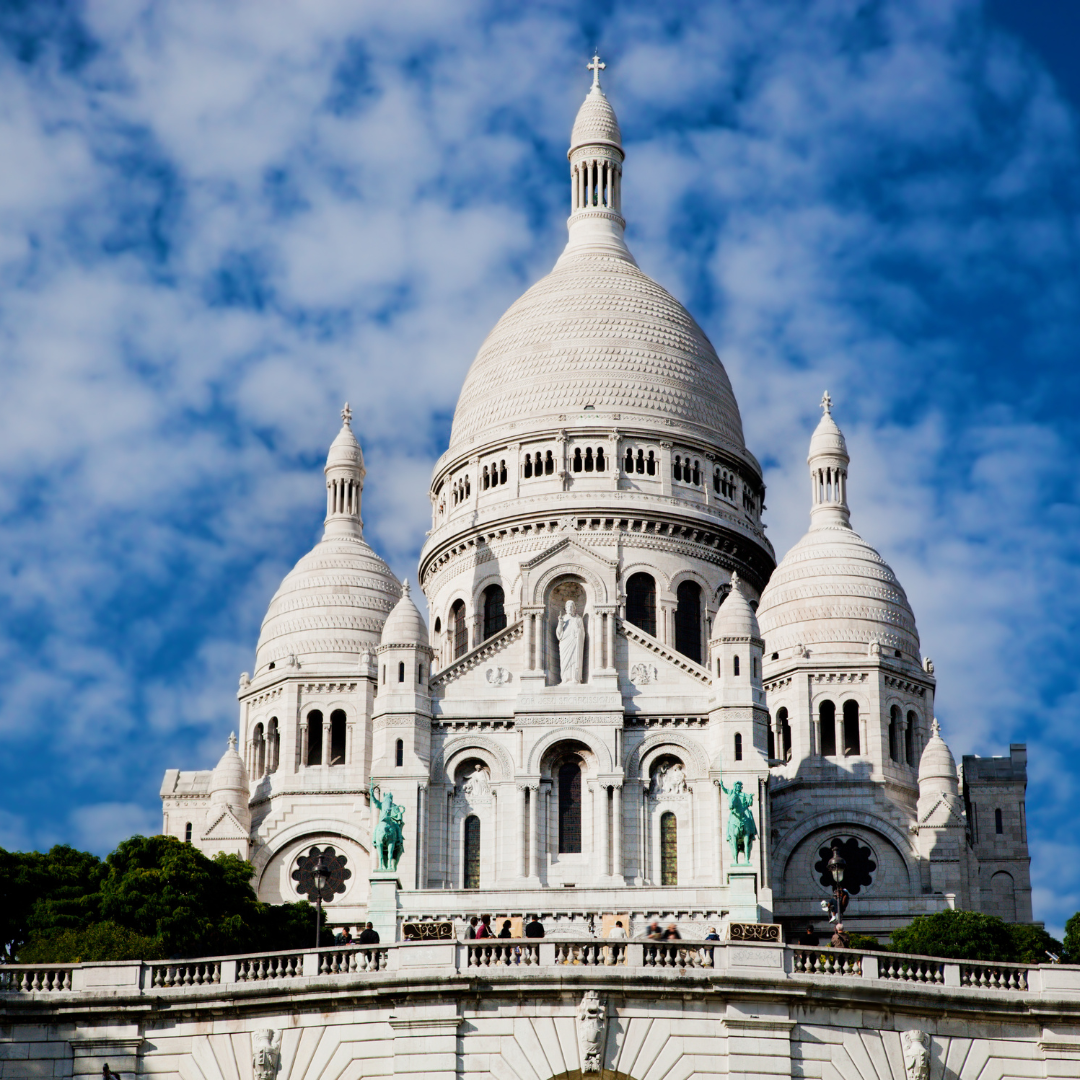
[918, 719, 958, 791]
[808, 399, 848, 462]
[570, 57, 622, 151]
[209, 733, 248, 812]
[711, 572, 761, 640]
[380, 579, 428, 647]
[325, 403, 365, 472]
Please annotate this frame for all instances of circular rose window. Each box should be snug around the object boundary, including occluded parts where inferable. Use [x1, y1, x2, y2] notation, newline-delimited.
[292, 845, 352, 902]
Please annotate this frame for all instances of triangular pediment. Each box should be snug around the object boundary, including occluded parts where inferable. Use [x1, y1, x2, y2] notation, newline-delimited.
[519, 534, 618, 573]
[202, 808, 249, 842]
[520, 534, 619, 607]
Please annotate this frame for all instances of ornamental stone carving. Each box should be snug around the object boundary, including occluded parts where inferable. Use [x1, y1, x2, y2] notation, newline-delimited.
[461, 763, 491, 801]
[486, 666, 512, 686]
[649, 760, 687, 797]
[577, 990, 606, 1073]
[902, 1030, 930, 1080]
[251, 1030, 281, 1080]
[630, 662, 658, 685]
[556, 600, 585, 684]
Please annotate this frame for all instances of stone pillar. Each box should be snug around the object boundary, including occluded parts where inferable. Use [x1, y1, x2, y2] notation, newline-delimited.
[715, 779, 725, 886]
[299, 718, 309, 768]
[322, 715, 331, 767]
[346, 722, 355, 766]
[598, 784, 610, 878]
[445, 790, 454, 889]
[368, 870, 400, 943]
[528, 783, 540, 879]
[416, 782, 428, 889]
[517, 784, 528, 879]
[612, 783, 624, 880]
[526, 611, 535, 670]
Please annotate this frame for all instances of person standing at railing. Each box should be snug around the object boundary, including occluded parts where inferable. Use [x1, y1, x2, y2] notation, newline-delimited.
[358, 922, 379, 944]
[524, 915, 545, 938]
[464, 917, 478, 939]
[830, 922, 850, 950]
[606, 920, 627, 964]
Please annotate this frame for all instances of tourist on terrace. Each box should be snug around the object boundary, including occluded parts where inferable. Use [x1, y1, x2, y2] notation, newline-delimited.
[358, 922, 379, 945]
[524, 915, 545, 938]
[464, 917, 479, 939]
[663, 923, 682, 941]
[830, 922, 850, 950]
[704, 927, 720, 941]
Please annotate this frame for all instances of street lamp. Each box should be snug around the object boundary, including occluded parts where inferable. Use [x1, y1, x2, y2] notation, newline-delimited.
[827, 843, 847, 927]
[312, 855, 330, 949]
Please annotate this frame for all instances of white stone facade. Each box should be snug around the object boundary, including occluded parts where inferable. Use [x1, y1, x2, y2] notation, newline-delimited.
[160, 64, 1031, 940]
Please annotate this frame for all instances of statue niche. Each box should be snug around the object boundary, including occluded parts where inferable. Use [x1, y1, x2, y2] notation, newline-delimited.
[549, 578, 588, 685]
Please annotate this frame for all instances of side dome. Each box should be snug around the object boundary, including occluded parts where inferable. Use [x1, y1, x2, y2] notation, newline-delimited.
[380, 579, 428, 646]
[757, 395, 920, 663]
[254, 409, 401, 676]
[209, 733, 248, 812]
[918, 719, 958, 788]
[711, 572, 760, 640]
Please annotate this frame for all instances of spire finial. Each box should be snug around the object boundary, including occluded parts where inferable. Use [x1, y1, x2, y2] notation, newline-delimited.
[820, 390, 832, 416]
[931, 718, 941, 737]
[402, 578, 411, 597]
[341, 402, 352, 428]
[228, 731, 237, 751]
[587, 52, 605, 90]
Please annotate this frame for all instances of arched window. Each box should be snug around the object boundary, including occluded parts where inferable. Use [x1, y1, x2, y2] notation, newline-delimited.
[778, 707, 791, 762]
[434, 617, 441, 634]
[252, 722, 265, 778]
[660, 811, 677, 886]
[991, 870, 1016, 921]
[584, 447, 594, 472]
[674, 580, 702, 663]
[184, 822, 192, 843]
[713, 468, 721, 493]
[624, 447, 634, 473]
[329, 709, 346, 766]
[573, 447, 583, 472]
[267, 717, 279, 774]
[398, 661, 405, 683]
[524, 453, 533, 478]
[626, 572, 657, 636]
[499, 460, 507, 485]
[733, 655, 740, 676]
[558, 762, 582, 853]
[482, 465, 490, 490]
[819, 700, 836, 756]
[906, 711, 917, 765]
[995, 807, 1004, 834]
[596, 447, 605, 471]
[842, 700, 860, 755]
[734, 732, 743, 761]
[306, 710, 323, 766]
[889, 706, 901, 762]
[673, 454, 682, 481]
[482, 584, 506, 640]
[463, 816, 481, 889]
[395, 738, 404, 768]
[636, 448, 645, 474]
[451, 599, 468, 659]
[692, 460, 701, 485]
[417, 663, 423, 684]
[544, 450, 554, 475]
[647, 450, 656, 475]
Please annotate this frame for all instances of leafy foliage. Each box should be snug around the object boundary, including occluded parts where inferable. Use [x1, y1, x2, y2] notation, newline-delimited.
[1062, 911, 1080, 964]
[842, 932, 882, 951]
[5, 836, 333, 962]
[889, 910, 1061, 963]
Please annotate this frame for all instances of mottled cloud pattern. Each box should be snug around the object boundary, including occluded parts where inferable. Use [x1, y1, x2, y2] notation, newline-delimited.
[0, 1, 1077, 933]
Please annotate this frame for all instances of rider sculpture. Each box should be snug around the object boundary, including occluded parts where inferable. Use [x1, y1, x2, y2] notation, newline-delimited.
[370, 778, 405, 872]
[720, 779, 757, 864]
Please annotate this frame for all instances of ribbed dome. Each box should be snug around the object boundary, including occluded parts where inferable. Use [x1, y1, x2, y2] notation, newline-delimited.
[209, 734, 248, 810]
[255, 535, 401, 674]
[808, 409, 848, 461]
[918, 719, 957, 787]
[448, 251, 746, 453]
[571, 86, 621, 150]
[757, 525, 919, 660]
[712, 572, 760, 640]
[326, 411, 364, 472]
[381, 580, 428, 646]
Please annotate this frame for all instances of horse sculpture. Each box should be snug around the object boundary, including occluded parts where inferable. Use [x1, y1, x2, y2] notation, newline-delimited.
[370, 778, 405, 872]
[721, 779, 757, 864]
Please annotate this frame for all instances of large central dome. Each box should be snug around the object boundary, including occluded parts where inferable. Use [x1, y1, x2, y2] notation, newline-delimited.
[448, 251, 746, 454]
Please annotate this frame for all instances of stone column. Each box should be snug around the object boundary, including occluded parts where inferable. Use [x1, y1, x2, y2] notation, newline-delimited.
[445, 790, 454, 889]
[715, 779, 725, 886]
[322, 715, 331, 767]
[528, 783, 540, 879]
[299, 718, 309, 768]
[517, 784, 528, 879]
[346, 722, 355, 766]
[612, 783, 624, 879]
[526, 610, 535, 670]
[417, 782, 428, 889]
[597, 784, 610, 878]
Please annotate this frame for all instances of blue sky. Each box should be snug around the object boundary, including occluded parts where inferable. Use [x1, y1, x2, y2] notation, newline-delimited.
[1, 0, 1078, 935]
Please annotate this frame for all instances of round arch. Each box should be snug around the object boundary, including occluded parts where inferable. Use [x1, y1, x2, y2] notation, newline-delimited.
[773, 810, 920, 893]
[626, 731, 710, 781]
[252, 818, 372, 884]
[531, 562, 610, 607]
[527, 727, 614, 775]
[433, 734, 515, 783]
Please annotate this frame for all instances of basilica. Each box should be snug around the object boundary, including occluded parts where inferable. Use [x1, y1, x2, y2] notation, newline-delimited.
[160, 62, 1032, 943]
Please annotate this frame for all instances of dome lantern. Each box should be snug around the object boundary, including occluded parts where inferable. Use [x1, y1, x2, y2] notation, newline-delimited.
[808, 391, 851, 530]
[324, 402, 366, 540]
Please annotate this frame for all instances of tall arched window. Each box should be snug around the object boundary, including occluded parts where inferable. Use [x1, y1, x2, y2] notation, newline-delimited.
[307, 710, 323, 766]
[252, 722, 265, 778]
[482, 584, 506, 640]
[906, 711, 918, 765]
[674, 580, 702, 663]
[889, 706, 901, 762]
[733, 655, 740, 676]
[626, 573, 657, 636]
[330, 709, 347, 766]
[778, 707, 791, 762]
[558, 762, 582, 853]
[660, 811, 677, 886]
[395, 738, 404, 767]
[734, 732, 743, 761]
[819, 700, 836, 756]
[842, 700, 860, 755]
[991, 870, 1016, 921]
[995, 807, 1004, 834]
[463, 816, 481, 889]
[451, 599, 468, 659]
[398, 661, 405, 682]
[184, 822, 192, 843]
[267, 718, 279, 773]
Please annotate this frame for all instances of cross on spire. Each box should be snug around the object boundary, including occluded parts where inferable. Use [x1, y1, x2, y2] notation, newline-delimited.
[820, 390, 832, 416]
[341, 402, 352, 428]
[228, 731, 237, 751]
[587, 53, 605, 90]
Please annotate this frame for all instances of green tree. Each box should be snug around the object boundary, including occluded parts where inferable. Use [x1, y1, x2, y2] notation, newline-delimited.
[1006, 922, 1062, 964]
[890, 910, 1015, 961]
[18, 922, 164, 964]
[0, 846, 103, 962]
[1062, 912, 1080, 963]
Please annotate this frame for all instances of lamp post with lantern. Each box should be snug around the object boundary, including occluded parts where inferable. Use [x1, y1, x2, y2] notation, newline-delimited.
[827, 843, 848, 925]
[312, 855, 330, 949]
